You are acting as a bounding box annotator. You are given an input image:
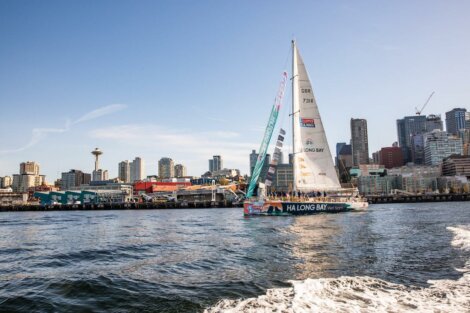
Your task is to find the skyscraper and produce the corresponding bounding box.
[158,157,175,179]
[249,150,258,176]
[426,114,443,132]
[130,157,145,182]
[424,130,463,165]
[396,115,427,163]
[61,169,91,190]
[174,164,187,178]
[118,160,131,183]
[12,161,46,192]
[445,108,467,135]
[209,155,223,172]
[335,142,346,167]
[20,161,40,175]
[350,118,369,166]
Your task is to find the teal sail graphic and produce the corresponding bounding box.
[246,72,288,198]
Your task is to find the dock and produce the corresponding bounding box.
[0,201,243,212]
[367,193,470,204]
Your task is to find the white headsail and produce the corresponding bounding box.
[292,41,341,191]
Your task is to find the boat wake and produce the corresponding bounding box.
[205,226,470,312]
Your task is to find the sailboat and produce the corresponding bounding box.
[244,41,368,216]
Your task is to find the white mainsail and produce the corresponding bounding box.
[292,41,341,191]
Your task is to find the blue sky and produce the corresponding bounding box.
[1,1,469,180]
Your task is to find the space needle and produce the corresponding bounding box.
[91,148,103,172]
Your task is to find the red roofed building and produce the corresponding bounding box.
[133,181,191,195]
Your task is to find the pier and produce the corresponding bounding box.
[0,201,243,212]
[367,193,470,204]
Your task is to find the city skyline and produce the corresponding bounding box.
[1,1,469,179]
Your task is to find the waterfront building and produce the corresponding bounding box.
[441,155,470,178]
[378,146,404,169]
[0,176,12,188]
[445,108,467,136]
[0,192,28,206]
[209,155,223,172]
[118,160,131,183]
[398,175,438,194]
[424,130,463,165]
[130,157,145,182]
[437,176,469,193]
[159,157,175,179]
[61,170,91,190]
[350,118,369,166]
[357,175,399,195]
[174,164,187,178]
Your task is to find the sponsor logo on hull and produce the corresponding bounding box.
[244,201,351,216]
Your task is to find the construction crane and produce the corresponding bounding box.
[415,91,435,115]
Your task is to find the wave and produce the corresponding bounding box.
[205,226,470,313]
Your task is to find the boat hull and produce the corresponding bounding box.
[244,200,366,216]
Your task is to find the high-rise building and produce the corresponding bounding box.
[396,115,427,163]
[12,162,45,192]
[424,130,463,165]
[20,161,40,175]
[249,150,258,176]
[61,170,91,190]
[209,155,223,172]
[445,108,467,135]
[426,114,443,132]
[335,142,347,167]
[459,129,470,156]
[159,157,175,179]
[130,157,145,182]
[350,118,369,166]
[174,164,187,178]
[378,146,404,169]
[92,170,108,182]
[0,176,12,188]
[118,160,131,183]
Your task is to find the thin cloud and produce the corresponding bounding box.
[0,104,127,155]
[0,125,70,154]
[72,104,127,124]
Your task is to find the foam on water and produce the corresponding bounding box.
[206,225,470,313]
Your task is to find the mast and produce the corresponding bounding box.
[291,40,297,192]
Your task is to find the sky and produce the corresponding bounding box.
[1,0,469,180]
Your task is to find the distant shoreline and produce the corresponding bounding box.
[367,193,470,204]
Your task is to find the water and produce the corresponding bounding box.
[0,203,469,312]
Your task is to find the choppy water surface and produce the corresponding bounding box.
[0,203,469,312]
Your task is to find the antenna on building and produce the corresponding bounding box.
[415,92,435,115]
